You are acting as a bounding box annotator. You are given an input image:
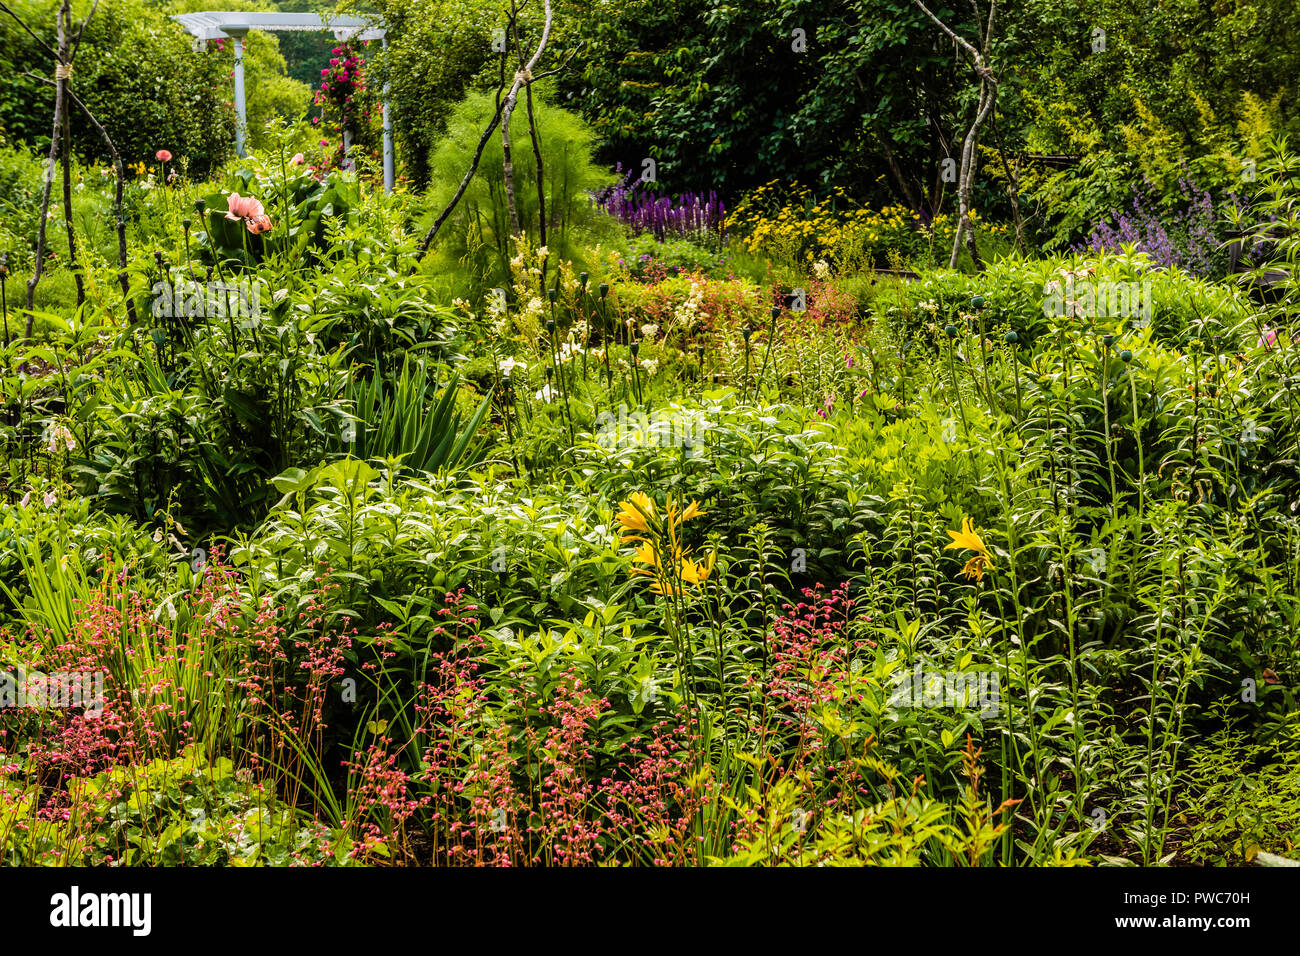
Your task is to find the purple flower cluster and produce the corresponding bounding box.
[1078,177,1231,277]
[595,168,726,242]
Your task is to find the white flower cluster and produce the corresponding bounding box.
[673,280,708,328]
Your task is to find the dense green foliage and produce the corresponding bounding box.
[0,0,1297,871]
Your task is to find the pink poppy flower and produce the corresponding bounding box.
[225,193,273,234]
[290,153,305,165]
[1259,327,1278,349]
[155,149,172,162]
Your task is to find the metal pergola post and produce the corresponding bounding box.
[225,23,249,157]
[171,11,392,192]
[381,36,394,194]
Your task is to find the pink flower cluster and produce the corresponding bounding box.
[316,44,365,111]
[410,594,705,866]
[225,192,273,235]
[751,583,873,762]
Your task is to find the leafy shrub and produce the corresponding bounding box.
[1178,720,1300,865]
[420,88,620,300]
[196,164,364,268]
[0,0,231,174]
[618,233,727,281]
[0,746,350,866]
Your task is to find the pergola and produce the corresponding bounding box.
[171,12,393,192]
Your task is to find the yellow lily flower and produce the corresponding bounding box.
[679,500,704,523]
[945,517,994,581]
[630,540,660,569]
[616,492,657,536]
[648,576,684,597]
[679,551,716,585]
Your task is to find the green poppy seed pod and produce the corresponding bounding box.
[598,283,609,299]
[194,199,206,215]
[970,294,985,310]
[945,324,958,339]
[546,319,556,333]
[578,272,589,288]
[743,328,752,342]
[771,306,781,320]
[1120,349,1133,363]
[697,345,705,358]
[182,218,192,231]
[547,287,558,303]
[1004,330,1018,344]
[630,341,640,357]
[546,365,553,380]
[1102,334,1115,348]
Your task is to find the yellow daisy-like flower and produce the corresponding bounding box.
[945,517,994,581]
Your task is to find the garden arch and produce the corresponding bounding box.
[171,12,393,192]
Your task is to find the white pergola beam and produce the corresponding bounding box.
[172,12,385,43]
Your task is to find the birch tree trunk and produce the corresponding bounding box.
[501,0,552,240]
[913,0,999,271]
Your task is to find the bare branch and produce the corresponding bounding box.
[27,72,133,320]
[0,0,57,59]
[415,88,511,258]
[70,0,100,63]
[914,0,982,67]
